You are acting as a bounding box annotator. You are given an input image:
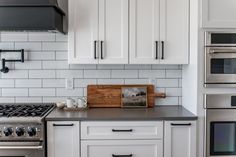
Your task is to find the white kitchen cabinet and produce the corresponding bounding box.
[47,121,80,157]
[164,121,196,157]
[130,0,189,64]
[202,0,236,28]
[81,140,163,157]
[68,0,128,64]
[81,121,163,140]
[129,0,160,64]
[159,0,189,64]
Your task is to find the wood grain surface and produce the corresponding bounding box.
[87,85,166,108]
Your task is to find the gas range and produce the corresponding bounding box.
[0,103,54,140]
[0,103,55,157]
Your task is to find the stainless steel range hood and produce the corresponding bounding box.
[0,0,68,34]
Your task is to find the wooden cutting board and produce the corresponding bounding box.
[87,85,166,108]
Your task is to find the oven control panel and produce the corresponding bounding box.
[0,124,43,140]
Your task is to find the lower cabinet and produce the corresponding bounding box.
[164,121,196,157]
[81,140,163,157]
[47,121,80,157]
[47,120,196,157]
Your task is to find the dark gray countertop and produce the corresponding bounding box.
[45,106,197,121]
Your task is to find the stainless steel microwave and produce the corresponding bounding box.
[205,32,236,87]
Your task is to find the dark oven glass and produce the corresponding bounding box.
[211,59,236,74]
[210,122,236,155]
[211,33,236,44]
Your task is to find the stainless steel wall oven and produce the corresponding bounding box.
[205,32,236,87]
[205,94,236,157]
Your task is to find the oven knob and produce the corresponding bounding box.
[27,127,37,137]
[3,127,13,136]
[15,127,25,137]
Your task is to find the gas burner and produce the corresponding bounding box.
[0,104,55,118]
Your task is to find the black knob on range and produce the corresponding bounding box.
[27,127,37,137]
[4,127,13,136]
[15,127,25,137]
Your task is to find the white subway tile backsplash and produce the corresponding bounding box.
[74,79,97,87]
[56,88,83,97]
[166,88,182,97]
[84,70,111,78]
[28,33,55,41]
[1,33,28,41]
[15,61,42,70]
[15,97,42,103]
[97,79,124,84]
[28,52,55,61]
[42,42,67,51]
[15,79,42,88]
[139,70,165,78]
[125,65,152,70]
[29,70,55,78]
[0,32,183,106]
[56,51,68,60]
[29,89,55,96]
[56,70,83,78]
[43,61,69,69]
[0,79,14,87]
[97,65,124,70]
[156,97,179,105]
[0,42,14,49]
[69,64,97,70]
[0,97,15,103]
[111,70,138,78]
[15,42,42,51]
[124,79,148,84]
[56,34,68,42]
[43,79,65,88]
[1,70,28,79]
[2,89,28,97]
[156,79,179,88]
[166,70,182,78]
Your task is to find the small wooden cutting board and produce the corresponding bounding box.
[87,85,166,108]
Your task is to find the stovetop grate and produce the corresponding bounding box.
[0,104,55,118]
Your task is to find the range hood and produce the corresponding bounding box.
[0,0,68,33]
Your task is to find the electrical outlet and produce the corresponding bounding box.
[149,78,156,87]
[66,78,74,90]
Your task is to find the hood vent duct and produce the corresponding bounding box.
[0,0,68,34]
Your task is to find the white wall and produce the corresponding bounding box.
[0,32,183,105]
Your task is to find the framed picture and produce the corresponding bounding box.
[121,86,148,108]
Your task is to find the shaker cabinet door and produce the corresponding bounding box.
[98,0,129,64]
[47,121,80,157]
[130,0,160,64]
[164,121,196,157]
[159,0,189,64]
[202,0,236,28]
[68,0,99,64]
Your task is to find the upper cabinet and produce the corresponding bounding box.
[68,0,129,64]
[202,0,236,28]
[130,0,189,64]
[69,0,189,65]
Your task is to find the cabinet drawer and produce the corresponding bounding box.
[81,140,163,157]
[81,121,163,140]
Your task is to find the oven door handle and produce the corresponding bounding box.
[0,145,43,150]
[209,49,236,54]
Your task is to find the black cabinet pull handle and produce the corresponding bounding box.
[112,129,133,132]
[171,123,192,126]
[101,41,104,60]
[94,41,98,59]
[161,41,164,60]
[53,124,74,127]
[155,41,158,59]
[112,154,133,157]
